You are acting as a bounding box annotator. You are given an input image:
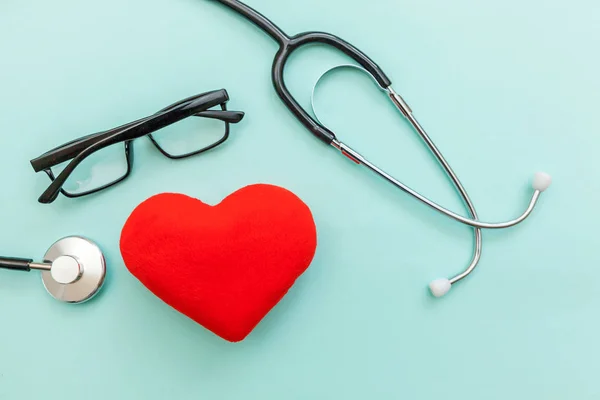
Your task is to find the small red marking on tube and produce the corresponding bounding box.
[342,150,360,164]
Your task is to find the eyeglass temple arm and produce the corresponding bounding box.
[196,110,245,123]
[30,109,242,172]
[156,93,242,122]
[38,90,229,203]
[331,87,552,230]
[31,109,243,172]
[30,118,147,172]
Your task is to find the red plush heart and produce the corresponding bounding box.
[120,184,317,342]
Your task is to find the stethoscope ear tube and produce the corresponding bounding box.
[311,64,551,297]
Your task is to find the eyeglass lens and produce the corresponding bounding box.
[149,106,227,157]
[50,142,129,195]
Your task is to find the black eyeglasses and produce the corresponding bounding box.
[30,89,244,204]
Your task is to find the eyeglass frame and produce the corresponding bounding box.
[30,88,244,204]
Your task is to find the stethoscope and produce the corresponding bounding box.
[0,236,106,303]
[212,0,552,297]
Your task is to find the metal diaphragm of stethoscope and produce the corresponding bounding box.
[212,0,553,297]
[0,236,106,304]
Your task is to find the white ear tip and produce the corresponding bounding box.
[429,278,451,297]
[532,172,552,192]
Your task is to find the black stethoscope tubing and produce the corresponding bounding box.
[215,0,391,145]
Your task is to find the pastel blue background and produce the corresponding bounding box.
[0,0,599,398]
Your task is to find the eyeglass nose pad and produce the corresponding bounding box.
[310,64,387,132]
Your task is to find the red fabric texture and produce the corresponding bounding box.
[119,184,317,342]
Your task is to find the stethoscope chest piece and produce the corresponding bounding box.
[41,236,106,304]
